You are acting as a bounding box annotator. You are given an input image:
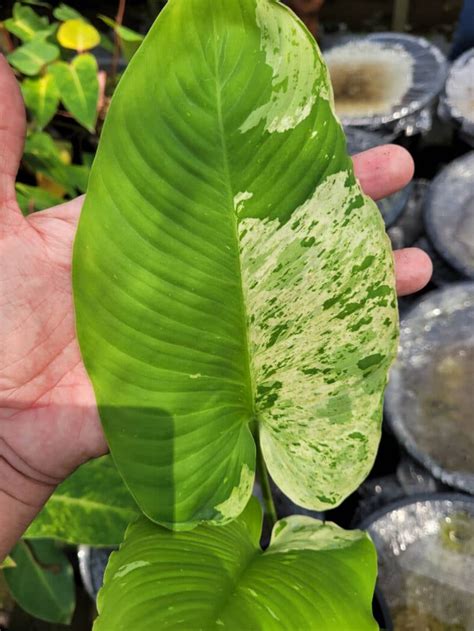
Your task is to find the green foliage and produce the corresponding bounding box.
[25,456,140,546]
[23,131,88,196]
[94,499,378,630]
[2,1,145,215]
[3,540,75,625]
[16,182,62,213]
[3,1,398,627]
[49,53,99,131]
[73,0,398,530]
[21,72,59,129]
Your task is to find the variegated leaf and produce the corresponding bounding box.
[73,0,398,529]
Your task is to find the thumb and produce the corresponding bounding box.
[0,54,26,213]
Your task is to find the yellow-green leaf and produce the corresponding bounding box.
[49,53,99,130]
[21,72,59,129]
[57,18,100,51]
[25,457,139,546]
[22,131,88,197]
[3,2,50,42]
[0,556,16,570]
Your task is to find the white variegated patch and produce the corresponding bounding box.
[114,560,151,580]
[214,463,254,520]
[233,191,254,214]
[239,0,327,134]
[269,515,369,553]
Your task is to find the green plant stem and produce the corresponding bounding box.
[255,429,277,527]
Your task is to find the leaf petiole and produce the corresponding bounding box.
[255,426,278,528]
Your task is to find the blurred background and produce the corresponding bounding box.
[0,1,473,630]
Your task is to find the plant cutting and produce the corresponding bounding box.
[1,0,402,627]
[74,0,398,531]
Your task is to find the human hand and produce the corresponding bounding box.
[0,56,107,554]
[0,55,431,552]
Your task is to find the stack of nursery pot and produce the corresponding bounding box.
[362,284,474,629]
[439,48,474,147]
[13,0,399,628]
[324,33,447,140]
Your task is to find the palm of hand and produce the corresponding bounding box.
[0,197,106,501]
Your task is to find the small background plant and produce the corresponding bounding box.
[0,1,144,218]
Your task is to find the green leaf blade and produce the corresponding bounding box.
[25,456,140,546]
[94,502,378,630]
[21,72,59,129]
[73,0,398,529]
[7,38,59,76]
[49,53,98,131]
[4,540,75,625]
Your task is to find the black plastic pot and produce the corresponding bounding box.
[360,493,474,631]
[385,282,474,495]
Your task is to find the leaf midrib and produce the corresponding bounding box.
[204,526,260,626]
[38,75,48,120]
[69,61,88,113]
[211,14,256,422]
[15,18,35,38]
